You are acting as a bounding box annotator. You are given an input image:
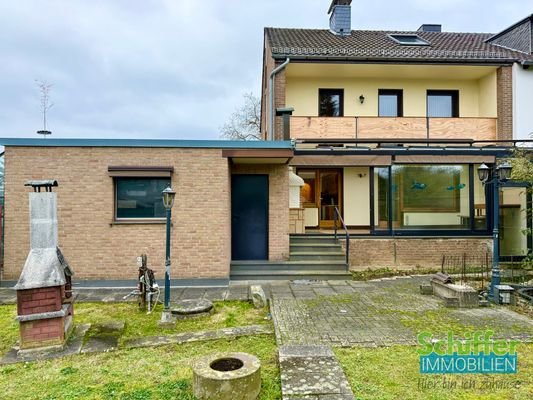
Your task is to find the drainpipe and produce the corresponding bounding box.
[268,58,290,140]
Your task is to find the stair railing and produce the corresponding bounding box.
[333,207,350,267]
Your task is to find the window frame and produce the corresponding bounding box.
[318,88,344,117]
[378,89,404,117]
[388,34,430,46]
[108,166,173,223]
[427,90,459,118]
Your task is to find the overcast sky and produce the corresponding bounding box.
[0,0,531,140]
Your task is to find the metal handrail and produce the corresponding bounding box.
[333,206,350,267]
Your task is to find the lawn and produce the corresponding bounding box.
[336,343,533,400]
[0,302,280,400]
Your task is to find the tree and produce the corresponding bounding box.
[35,79,54,136]
[220,92,261,140]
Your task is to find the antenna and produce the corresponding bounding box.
[35,80,53,138]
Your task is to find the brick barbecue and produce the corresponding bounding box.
[14,180,74,351]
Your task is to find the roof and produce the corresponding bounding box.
[0,138,293,149]
[265,28,533,63]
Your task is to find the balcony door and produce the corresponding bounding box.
[298,169,342,228]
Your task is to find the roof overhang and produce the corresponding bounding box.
[223,149,293,164]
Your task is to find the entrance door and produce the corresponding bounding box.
[231,175,268,260]
[297,169,342,228]
[319,170,341,228]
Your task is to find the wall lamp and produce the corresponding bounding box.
[359,95,365,104]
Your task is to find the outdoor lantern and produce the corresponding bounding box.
[359,94,365,104]
[477,163,490,182]
[162,185,176,210]
[497,161,513,181]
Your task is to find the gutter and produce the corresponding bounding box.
[268,58,290,141]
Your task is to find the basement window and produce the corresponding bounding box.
[388,34,430,46]
[108,166,173,220]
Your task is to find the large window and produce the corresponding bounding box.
[115,178,170,219]
[378,89,403,117]
[319,89,344,117]
[427,90,459,117]
[375,165,471,230]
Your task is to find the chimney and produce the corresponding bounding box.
[328,0,352,36]
[418,24,442,33]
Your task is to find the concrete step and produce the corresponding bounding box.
[289,236,339,245]
[289,252,346,261]
[230,269,352,281]
[231,260,348,272]
[290,243,344,253]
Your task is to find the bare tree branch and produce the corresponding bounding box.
[220,92,261,140]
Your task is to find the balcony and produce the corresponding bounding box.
[288,116,497,142]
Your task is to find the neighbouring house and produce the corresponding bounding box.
[1,2,533,285]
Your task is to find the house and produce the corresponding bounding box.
[260,1,533,271]
[1,2,533,285]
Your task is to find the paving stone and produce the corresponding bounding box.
[123,324,273,349]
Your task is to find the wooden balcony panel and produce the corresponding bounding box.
[357,117,427,139]
[290,117,356,139]
[429,118,497,141]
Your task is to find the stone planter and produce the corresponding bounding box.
[192,352,261,400]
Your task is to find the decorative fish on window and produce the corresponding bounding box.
[411,181,427,190]
[446,183,466,191]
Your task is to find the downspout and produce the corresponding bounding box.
[268,58,290,140]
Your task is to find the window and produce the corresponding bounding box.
[115,178,170,219]
[378,89,403,117]
[427,90,459,117]
[375,165,471,230]
[319,89,344,117]
[108,166,173,220]
[388,34,430,46]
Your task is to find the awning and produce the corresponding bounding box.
[394,155,496,164]
[108,166,174,177]
[290,155,392,167]
[222,149,293,164]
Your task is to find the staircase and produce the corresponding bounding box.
[230,234,351,281]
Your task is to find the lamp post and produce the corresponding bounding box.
[477,161,512,303]
[161,184,176,320]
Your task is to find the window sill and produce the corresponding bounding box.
[110,219,169,226]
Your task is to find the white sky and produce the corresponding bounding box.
[0,0,531,140]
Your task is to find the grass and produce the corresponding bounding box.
[336,344,533,400]
[73,301,269,343]
[0,302,279,400]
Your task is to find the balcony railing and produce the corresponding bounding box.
[288,116,497,141]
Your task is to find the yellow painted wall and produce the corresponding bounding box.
[478,71,497,117]
[343,167,370,226]
[286,75,496,118]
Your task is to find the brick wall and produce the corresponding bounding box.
[261,33,288,141]
[497,66,513,141]
[289,208,305,234]
[342,237,492,270]
[17,287,62,315]
[4,147,232,281]
[231,164,290,261]
[20,317,65,349]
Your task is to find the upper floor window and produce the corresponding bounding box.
[319,89,344,117]
[427,90,459,117]
[388,34,430,46]
[378,89,403,117]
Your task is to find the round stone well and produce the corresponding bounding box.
[192,352,261,400]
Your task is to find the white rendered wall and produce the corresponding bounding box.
[513,63,533,140]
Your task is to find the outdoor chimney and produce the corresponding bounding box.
[418,24,442,32]
[14,180,74,352]
[328,0,352,36]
